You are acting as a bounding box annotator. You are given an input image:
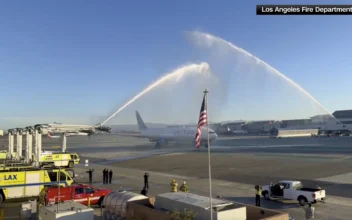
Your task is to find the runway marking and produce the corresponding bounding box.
[157,153,186,156]
[90,150,186,164]
[337,156,352,161]
[315,172,352,184]
[205,144,323,150]
[147,172,193,180]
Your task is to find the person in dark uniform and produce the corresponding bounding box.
[141,187,148,196]
[103,169,107,184]
[109,169,113,184]
[104,169,109,184]
[144,172,149,189]
[86,169,94,184]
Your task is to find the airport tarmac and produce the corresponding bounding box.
[40,134,352,198]
[1,134,352,219]
[44,134,352,219]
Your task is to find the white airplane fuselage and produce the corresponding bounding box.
[140,126,216,142]
[135,111,217,147]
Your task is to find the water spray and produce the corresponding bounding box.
[189,31,340,123]
[101,62,210,126]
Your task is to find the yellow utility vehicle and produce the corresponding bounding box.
[0,168,74,203]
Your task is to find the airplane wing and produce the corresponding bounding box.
[116,132,147,138]
[47,132,61,139]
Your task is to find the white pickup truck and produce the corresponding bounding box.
[261,180,326,206]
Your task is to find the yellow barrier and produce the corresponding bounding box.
[87,197,91,207]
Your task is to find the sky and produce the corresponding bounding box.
[1,0,352,129]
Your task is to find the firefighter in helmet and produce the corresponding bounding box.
[180,181,188,193]
[170,179,178,192]
[39,186,49,205]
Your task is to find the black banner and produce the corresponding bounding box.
[257,5,352,15]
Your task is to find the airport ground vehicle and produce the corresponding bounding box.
[0,151,6,160]
[0,168,74,203]
[0,152,80,169]
[0,164,34,171]
[0,151,16,160]
[261,180,326,206]
[45,184,111,207]
[70,152,80,164]
[38,152,79,168]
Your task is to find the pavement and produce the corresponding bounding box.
[1,134,352,219]
[73,161,352,220]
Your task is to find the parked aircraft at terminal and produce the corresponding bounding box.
[135,111,217,148]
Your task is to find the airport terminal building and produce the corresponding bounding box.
[210,109,352,135]
[333,110,352,125]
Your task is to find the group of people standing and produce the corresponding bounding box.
[140,173,189,195]
[103,168,113,184]
[85,168,112,185]
[170,179,188,192]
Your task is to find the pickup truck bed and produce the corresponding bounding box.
[299,187,322,192]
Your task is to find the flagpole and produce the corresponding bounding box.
[204,89,213,220]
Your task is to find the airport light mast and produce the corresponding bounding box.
[25,126,35,162]
[15,128,25,159]
[7,129,16,158]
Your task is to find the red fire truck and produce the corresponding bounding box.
[45,184,111,207]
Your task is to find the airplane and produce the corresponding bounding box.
[135,111,218,148]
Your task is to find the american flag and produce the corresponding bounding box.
[195,93,207,148]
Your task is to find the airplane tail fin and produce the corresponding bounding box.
[135,111,147,131]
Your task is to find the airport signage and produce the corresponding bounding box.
[257,5,352,15]
[4,175,17,180]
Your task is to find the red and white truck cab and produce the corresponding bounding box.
[46,184,111,207]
